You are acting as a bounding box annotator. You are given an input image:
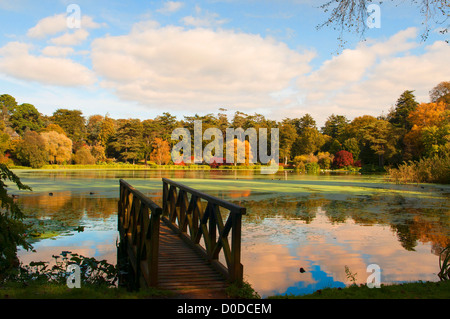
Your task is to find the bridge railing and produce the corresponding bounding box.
[162,178,246,284]
[117,179,161,288]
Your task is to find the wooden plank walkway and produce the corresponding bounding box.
[117,178,245,298]
[158,221,229,298]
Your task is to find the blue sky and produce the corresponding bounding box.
[0,0,448,126]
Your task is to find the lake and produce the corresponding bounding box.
[12,169,450,298]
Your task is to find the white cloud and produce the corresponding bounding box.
[41,46,74,57]
[27,14,67,39]
[0,42,96,87]
[27,13,104,45]
[157,1,184,14]
[50,29,90,46]
[91,22,315,113]
[181,6,229,28]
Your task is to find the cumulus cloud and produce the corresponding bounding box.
[41,45,75,57]
[0,42,96,86]
[157,1,184,14]
[91,21,315,112]
[27,13,104,45]
[50,29,90,46]
[27,14,67,39]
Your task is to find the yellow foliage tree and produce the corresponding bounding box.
[40,131,73,164]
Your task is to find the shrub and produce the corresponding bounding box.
[388,154,450,184]
[333,150,354,168]
[305,162,320,173]
[317,152,333,169]
[73,146,96,165]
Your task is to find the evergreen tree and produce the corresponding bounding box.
[388,90,419,130]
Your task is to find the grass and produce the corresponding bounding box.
[2,280,449,299]
[268,281,450,299]
[0,281,175,299]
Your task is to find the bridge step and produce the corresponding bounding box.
[157,222,229,298]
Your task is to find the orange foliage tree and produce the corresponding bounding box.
[150,138,171,165]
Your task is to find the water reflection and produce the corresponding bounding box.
[13,169,450,298]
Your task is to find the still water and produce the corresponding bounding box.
[12,169,450,298]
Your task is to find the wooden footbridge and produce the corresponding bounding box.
[117,178,246,298]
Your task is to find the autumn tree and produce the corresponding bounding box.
[73,145,96,165]
[226,138,254,165]
[333,150,354,168]
[429,81,450,105]
[16,131,47,168]
[403,101,448,159]
[41,123,67,136]
[40,131,73,164]
[150,138,171,165]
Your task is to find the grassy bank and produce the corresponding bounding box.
[2,280,449,299]
[269,281,450,299]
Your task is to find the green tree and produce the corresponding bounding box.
[108,119,143,164]
[321,114,349,141]
[9,103,44,136]
[0,164,32,274]
[154,112,178,141]
[99,115,116,148]
[291,127,325,157]
[0,120,11,164]
[16,131,47,168]
[361,119,400,167]
[342,137,361,160]
[0,94,17,124]
[387,90,419,130]
[86,115,104,146]
[421,124,450,157]
[279,119,298,164]
[291,114,317,135]
[51,109,86,146]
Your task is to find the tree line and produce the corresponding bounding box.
[0,81,449,174]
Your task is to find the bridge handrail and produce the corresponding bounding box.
[162,178,246,284]
[118,179,161,288]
